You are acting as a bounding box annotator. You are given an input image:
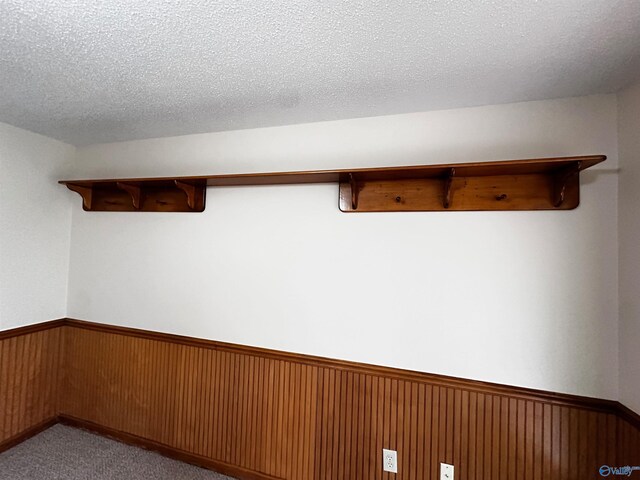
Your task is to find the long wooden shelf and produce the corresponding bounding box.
[59,155,606,212]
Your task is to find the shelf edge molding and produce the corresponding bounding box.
[60,155,606,213]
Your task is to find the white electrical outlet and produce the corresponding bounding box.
[383,449,397,473]
[440,463,454,480]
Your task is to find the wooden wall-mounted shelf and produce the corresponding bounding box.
[59,155,606,213]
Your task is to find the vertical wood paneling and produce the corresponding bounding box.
[61,323,639,480]
[2,321,639,480]
[618,417,640,466]
[0,325,63,447]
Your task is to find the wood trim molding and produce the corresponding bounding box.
[0,417,58,454]
[618,402,640,431]
[0,318,66,340]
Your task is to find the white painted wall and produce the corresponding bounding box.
[0,123,74,330]
[67,95,619,400]
[618,82,640,413]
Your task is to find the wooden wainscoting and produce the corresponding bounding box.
[58,320,639,480]
[0,319,638,479]
[618,406,640,468]
[0,321,65,451]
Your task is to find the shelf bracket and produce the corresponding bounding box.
[66,183,93,210]
[349,174,359,210]
[175,180,199,210]
[553,161,582,208]
[116,182,142,210]
[443,167,455,209]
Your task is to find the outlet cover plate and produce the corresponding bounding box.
[440,462,454,480]
[383,449,398,473]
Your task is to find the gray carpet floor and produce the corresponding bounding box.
[0,425,236,479]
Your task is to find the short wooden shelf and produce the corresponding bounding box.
[59,155,605,213]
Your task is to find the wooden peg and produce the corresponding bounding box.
[349,174,359,210]
[553,161,582,207]
[66,183,93,210]
[443,167,455,209]
[116,182,142,209]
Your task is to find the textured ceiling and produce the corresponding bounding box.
[1,1,640,146]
